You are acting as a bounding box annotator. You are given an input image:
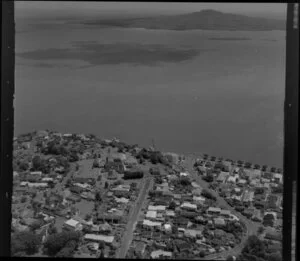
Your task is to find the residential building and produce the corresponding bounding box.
[63,219,83,231]
[207,207,221,215]
[214,218,226,228]
[180,202,197,211]
[84,234,115,245]
[150,250,172,259]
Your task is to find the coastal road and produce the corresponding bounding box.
[117,176,153,258]
[182,155,260,259]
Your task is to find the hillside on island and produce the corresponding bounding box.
[83,9,286,31]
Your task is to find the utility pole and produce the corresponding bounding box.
[152,138,156,151]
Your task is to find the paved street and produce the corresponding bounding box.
[182,156,259,259]
[117,176,153,258]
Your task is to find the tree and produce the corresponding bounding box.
[44,231,80,256]
[171,225,178,234]
[65,179,72,188]
[95,191,102,202]
[11,231,41,256]
[48,226,58,235]
[239,235,266,261]
[263,214,275,227]
[93,158,100,168]
[201,189,216,201]
[199,251,206,257]
[203,174,214,182]
[258,226,265,235]
[19,161,29,171]
[169,201,177,210]
[85,214,92,221]
[29,219,44,231]
[104,182,109,189]
[180,177,191,186]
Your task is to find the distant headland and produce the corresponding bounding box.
[81,9,286,31]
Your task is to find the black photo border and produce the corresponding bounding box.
[0,1,298,260]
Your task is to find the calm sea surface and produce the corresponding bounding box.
[15,19,285,167]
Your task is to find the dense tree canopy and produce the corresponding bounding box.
[44,231,81,256]
[11,231,41,256]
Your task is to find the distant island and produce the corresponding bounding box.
[82,9,286,31]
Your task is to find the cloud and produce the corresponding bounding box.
[16,42,201,67]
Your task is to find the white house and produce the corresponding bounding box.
[30,171,42,176]
[151,250,172,259]
[28,182,48,188]
[181,202,197,211]
[193,196,206,205]
[207,207,221,215]
[84,234,114,244]
[64,219,83,231]
[146,211,157,219]
[143,219,162,229]
[148,205,166,212]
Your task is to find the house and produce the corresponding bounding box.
[207,207,221,215]
[164,223,172,233]
[193,196,206,205]
[175,240,190,252]
[66,194,81,203]
[216,172,229,183]
[165,210,175,217]
[273,173,283,184]
[84,234,115,244]
[220,209,231,218]
[214,218,226,228]
[150,250,172,259]
[251,209,263,222]
[112,184,130,192]
[192,188,203,196]
[28,182,48,188]
[70,186,84,195]
[135,241,147,256]
[237,179,247,186]
[41,177,54,182]
[227,176,237,183]
[63,219,83,231]
[54,166,65,174]
[148,205,166,212]
[74,183,91,190]
[146,211,157,219]
[29,171,42,176]
[115,197,129,204]
[142,219,162,230]
[242,191,255,204]
[180,172,189,177]
[26,174,41,183]
[231,195,242,203]
[264,232,282,242]
[180,202,197,211]
[184,229,202,238]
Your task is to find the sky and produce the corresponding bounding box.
[16,1,287,20]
